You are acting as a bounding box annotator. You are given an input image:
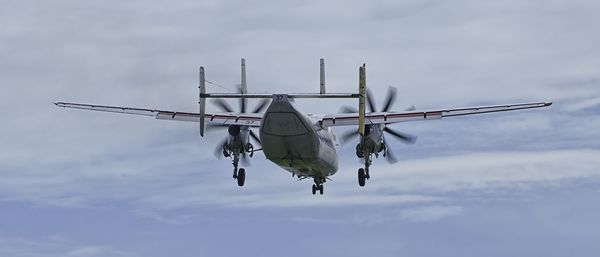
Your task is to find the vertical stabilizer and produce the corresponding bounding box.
[199,66,206,137]
[358,64,366,136]
[320,58,326,94]
[241,58,247,94]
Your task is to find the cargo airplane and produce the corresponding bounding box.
[55,59,552,195]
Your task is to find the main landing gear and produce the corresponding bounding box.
[358,168,366,187]
[357,153,372,187]
[234,168,245,186]
[232,154,246,187]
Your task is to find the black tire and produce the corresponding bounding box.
[319,185,324,195]
[312,184,317,195]
[237,168,246,187]
[358,168,366,187]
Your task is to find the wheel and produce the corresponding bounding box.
[237,168,245,187]
[223,148,230,158]
[358,168,366,187]
[312,184,317,195]
[319,185,324,195]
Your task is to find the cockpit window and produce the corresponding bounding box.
[263,112,308,136]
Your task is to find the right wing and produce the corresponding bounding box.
[54,102,262,127]
[319,102,552,126]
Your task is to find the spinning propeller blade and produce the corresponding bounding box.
[341,130,360,144]
[383,127,417,144]
[212,98,234,112]
[252,99,270,113]
[339,106,358,114]
[249,130,261,145]
[384,142,398,164]
[381,87,397,112]
[366,88,377,113]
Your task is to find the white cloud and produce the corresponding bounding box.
[135,149,600,209]
[399,205,463,222]
[374,149,600,194]
[0,237,135,257]
[66,246,132,257]
[563,97,600,111]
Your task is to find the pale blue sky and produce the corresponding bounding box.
[1,0,600,256]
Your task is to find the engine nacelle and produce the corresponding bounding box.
[228,125,241,136]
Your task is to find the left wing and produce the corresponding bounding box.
[319,102,552,127]
[54,102,262,126]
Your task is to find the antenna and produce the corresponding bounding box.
[320,58,326,94]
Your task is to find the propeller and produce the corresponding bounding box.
[384,127,417,144]
[209,85,270,159]
[384,143,398,164]
[339,86,417,163]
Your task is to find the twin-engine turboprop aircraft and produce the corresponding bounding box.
[55,59,552,195]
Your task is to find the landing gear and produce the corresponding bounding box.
[311,184,324,195]
[231,154,246,187]
[358,168,366,187]
[245,143,254,157]
[237,168,245,187]
[311,177,325,195]
[357,152,372,187]
[355,144,364,158]
[222,145,230,158]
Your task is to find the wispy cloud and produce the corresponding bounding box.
[399,205,463,222]
[0,237,136,257]
[130,149,600,209]
[563,97,600,112]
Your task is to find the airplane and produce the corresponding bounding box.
[55,59,552,195]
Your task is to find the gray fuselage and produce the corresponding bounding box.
[259,96,338,179]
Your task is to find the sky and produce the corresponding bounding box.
[1,0,600,256]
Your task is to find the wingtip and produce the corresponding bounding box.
[544,102,553,107]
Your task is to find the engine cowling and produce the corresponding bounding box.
[228,125,241,136]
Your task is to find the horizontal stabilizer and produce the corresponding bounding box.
[200,93,358,99]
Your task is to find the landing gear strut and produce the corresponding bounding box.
[358,152,372,187]
[232,154,246,187]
